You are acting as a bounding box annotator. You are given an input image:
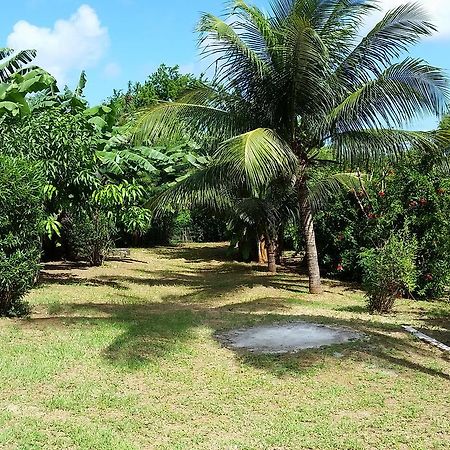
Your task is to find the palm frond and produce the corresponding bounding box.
[307,171,362,212]
[280,12,333,117]
[215,128,298,189]
[150,163,235,216]
[332,128,440,166]
[233,197,280,229]
[198,12,273,90]
[133,85,240,145]
[319,0,379,63]
[330,58,449,131]
[336,2,437,85]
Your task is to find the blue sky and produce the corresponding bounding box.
[1,0,449,130]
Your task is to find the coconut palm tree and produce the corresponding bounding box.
[135,0,449,293]
[152,140,362,274]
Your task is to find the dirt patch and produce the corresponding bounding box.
[217,321,363,354]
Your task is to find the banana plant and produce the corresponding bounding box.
[0,48,36,82]
[0,68,57,117]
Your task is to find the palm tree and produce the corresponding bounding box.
[0,48,37,82]
[135,0,448,293]
[151,139,361,274]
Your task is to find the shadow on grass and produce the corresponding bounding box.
[38,262,311,301]
[25,297,450,380]
[151,243,232,263]
[29,244,449,378]
[415,306,450,346]
[38,272,126,290]
[336,305,368,314]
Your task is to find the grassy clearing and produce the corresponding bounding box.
[0,243,449,450]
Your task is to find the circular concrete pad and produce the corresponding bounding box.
[218,321,363,354]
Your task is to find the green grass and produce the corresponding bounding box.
[0,243,449,450]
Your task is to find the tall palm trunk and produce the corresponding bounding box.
[258,235,268,264]
[264,234,277,273]
[298,182,322,294]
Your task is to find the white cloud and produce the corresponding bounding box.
[7,4,109,84]
[375,1,450,40]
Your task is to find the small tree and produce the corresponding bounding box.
[360,230,418,313]
[64,207,115,266]
[0,156,44,316]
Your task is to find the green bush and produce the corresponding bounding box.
[360,231,418,314]
[314,149,450,299]
[0,156,44,316]
[65,208,115,266]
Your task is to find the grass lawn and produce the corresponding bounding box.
[0,243,449,450]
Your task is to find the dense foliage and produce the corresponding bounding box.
[64,206,115,266]
[360,230,418,313]
[0,105,99,205]
[109,64,203,120]
[314,145,450,300]
[1,1,450,316]
[0,156,44,316]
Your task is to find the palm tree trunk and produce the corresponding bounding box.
[258,235,268,264]
[276,225,284,265]
[298,183,322,294]
[265,234,277,273]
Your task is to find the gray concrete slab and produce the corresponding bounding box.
[218,321,363,354]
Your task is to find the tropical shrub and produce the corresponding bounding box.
[0,67,57,118]
[0,156,44,316]
[314,147,450,299]
[360,230,418,314]
[64,207,115,266]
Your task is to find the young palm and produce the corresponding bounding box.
[136,0,448,293]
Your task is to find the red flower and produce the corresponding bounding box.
[424,273,433,281]
[336,264,344,272]
[419,198,428,206]
[367,213,375,219]
[379,191,386,198]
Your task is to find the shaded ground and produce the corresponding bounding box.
[0,242,449,450]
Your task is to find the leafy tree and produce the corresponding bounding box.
[110,64,203,120]
[0,73,119,262]
[151,138,360,272]
[0,46,56,117]
[136,0,448,292]
[0,105,100,219]
[97,136,213,244]
[314,136,450,300]
[64,206,115,266]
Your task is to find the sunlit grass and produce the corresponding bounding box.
[0,243,448,449]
